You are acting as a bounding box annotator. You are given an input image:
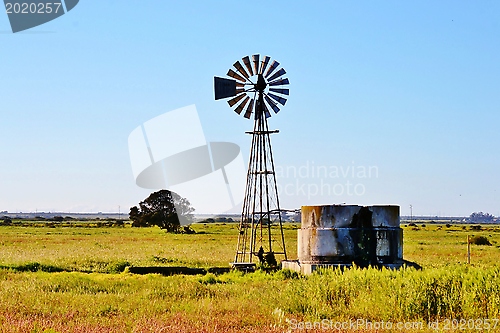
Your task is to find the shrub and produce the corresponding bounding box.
[276,269,300,280]
[3,262,66,272]
[105,260,130,273]
[181,225,196,234]
[198,273,221,285]
[113,220,124,227]
[469,236,491,246]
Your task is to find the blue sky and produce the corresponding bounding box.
[1,1,499,217]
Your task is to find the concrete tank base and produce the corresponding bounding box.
[282,205,404,274]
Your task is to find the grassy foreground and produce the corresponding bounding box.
[1,223,500,332]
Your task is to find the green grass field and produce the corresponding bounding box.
[1,222,500,332]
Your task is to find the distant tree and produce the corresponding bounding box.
[113,220,124,227]
[468,212,495,223]
[129,190,194,232]
[129,206,143,227]
[292,211,301,222]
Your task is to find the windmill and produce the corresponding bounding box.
[214,54,289,267]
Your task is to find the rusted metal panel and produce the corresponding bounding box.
[371,205,400,227]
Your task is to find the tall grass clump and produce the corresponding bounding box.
[275,265,500,322]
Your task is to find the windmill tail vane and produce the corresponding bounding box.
[214,54,289,266]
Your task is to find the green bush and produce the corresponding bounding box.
[276,269,300,280]
[0,262,66,272]
[198,273,222,285]
[470,235,491,246]
[106,260,131,273]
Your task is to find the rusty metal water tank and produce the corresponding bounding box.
[283,205,403,274]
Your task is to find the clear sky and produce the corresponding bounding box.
[1,1,499,217]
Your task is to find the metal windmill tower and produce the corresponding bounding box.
[214,54,289,266]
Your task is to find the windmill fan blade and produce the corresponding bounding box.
[265,60,279,78]
[235,88,245,94]
[243,98,254,119]
[260,56,270,75]
[268,78,289,86]
[234,96,250,115]
[228,93,246,107]
[268,93,287,106]
[265,95,280,113]
[252,54,260,75]
[267,68,286,82]
[227,69,246,82]
[233,61,249,78]
[263,103,271,118]
[242,56,253,76]
[236,82,244,87]
[269,88,289,95]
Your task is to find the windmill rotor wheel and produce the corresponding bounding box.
[214,54,290,119]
